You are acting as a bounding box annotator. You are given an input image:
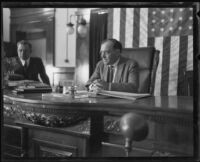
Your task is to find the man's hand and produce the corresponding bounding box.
[89,79,109,91]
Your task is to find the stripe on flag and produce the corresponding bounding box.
[133,8,140,47]
[161,37,170,96]
[154,37,164,96]
[147,37,155,47]
[139,8,148,47]
[113,8,120,40]
[120,8,126,47]
[177,36,188,95]
[125,8,134,48]
[187,35,193,71]
[168,36,180,95]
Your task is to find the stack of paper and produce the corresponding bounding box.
[10,80,52,94]
[12,87,52,94]
[96,90,151,101]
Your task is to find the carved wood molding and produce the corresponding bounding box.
[4,103,88,127]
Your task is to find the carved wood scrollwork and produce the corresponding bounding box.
[4,103,88,127]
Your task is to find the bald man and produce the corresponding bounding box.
[86,38,139,93]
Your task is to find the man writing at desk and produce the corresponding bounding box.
[5,40,50,85]
[86,38,139,93]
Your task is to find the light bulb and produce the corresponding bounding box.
[66,27,74,34]
[66,23,74,34]
[77,25,87,38]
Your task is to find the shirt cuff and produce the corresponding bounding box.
[89,84,93,90]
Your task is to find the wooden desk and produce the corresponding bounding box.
[3,90,193,158]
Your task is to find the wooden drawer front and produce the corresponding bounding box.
[3,125,23,147]
[3,124,27,158]
[29,129,89,157]
[3,144,23,158]
[33,138,78,157]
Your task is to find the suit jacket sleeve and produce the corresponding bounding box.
[85,61,102,88]
[110,60,139,93]
[38,58,50,85]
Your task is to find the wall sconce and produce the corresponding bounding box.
[66,14,87,37]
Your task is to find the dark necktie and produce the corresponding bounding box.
[107,65,114,83]
[23,61,28,74]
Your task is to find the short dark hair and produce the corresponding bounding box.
[17,40,32,51]
[101,38,122,52]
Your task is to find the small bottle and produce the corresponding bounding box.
[57,82,63,93]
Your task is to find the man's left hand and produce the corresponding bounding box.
[90,79,109,91]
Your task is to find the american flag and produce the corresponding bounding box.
[107,8,193,96]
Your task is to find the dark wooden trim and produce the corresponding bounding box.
[33,138,78,157]
[89,113,104,153]
[3,124,28,158]
[2,2,196,8]
[26,31,46,40]
[15,121,90,138]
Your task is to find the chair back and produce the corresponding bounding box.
[122,47,159,94]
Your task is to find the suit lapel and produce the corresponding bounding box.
[114,57,125,82]
[16,57,23,67]
[102,64,109,81]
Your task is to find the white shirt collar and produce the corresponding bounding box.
[20,58,30,66]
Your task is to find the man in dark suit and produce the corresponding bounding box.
[11,40,50,85]
[86,38,139,93]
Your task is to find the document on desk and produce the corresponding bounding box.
[95,90,151,101]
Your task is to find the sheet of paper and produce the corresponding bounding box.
[96,90,151,100]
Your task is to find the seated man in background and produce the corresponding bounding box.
[4,40,50,85]
[85,38,139,93]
